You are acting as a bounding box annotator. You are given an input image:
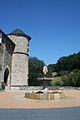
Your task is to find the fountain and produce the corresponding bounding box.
[25,66,65,100]
[37,66,53,89]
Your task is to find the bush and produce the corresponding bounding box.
[61,75,71,86]
[61,69,80,87]
[1,82,5,89]
[54,81,61,86]
[57,70,69,76]
[51,76,62,86]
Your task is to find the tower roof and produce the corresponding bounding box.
[7,28,31,40]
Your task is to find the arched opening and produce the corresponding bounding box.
[4,68,9,85]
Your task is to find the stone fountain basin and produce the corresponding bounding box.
[25,91,65,100]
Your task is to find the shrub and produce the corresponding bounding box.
[51,76,62,86]
[61,69,80,87]
[1,82,5,89]
[54,81,61,86]
[57,70,69,76]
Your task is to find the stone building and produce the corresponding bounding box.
[0,29,31,90]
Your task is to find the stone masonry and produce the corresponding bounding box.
[0,29,31,89]
[0,29,15,88]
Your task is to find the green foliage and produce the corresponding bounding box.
[54,81,61,86]
[47,64,56,77]
[1,82,5,89]
[61,74,72,86]
[61,69,80,87]
[28,57,45,86]
[48,64,56,73]
[54,52,80,72]
[0,64,2,70]
[57,70,69,76]
[29,51,80,87]
[51,69,80,87]
[52,72,57,77]
[48,51,80,87]
[51,76,61,86]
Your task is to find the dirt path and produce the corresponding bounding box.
[0,90,80,109]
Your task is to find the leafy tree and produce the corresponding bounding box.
[51,76,61,86]
[48,51,80,87]
[28,57,45,86]
[61,69,80,87]
[47,64,56,77]
[57,70,69,76]
[53,51,80,72]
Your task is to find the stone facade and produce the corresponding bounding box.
[8,35,29,86]
[0,29,31,89]
[0,30,15,88]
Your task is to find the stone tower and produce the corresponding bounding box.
[7,29,31,88]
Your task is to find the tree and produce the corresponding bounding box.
[54,51,80,72]
[28,57,45,86]
[61,69,80,87]
[47,64,56,77]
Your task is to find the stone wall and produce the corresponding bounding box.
[11,54,28,86]
[8,35,29,86]
[8,35,28,53]
[3,35,15,70]
[0,44,3,83]
[0,34,15,85]
[5,86,80,91]
[0,44,3,65]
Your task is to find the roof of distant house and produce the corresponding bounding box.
[7,28,31,40]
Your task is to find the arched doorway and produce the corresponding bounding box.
[4,68,9,85]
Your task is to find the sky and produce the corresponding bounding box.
[0,0,80,65]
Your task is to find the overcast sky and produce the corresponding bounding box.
[0,0,80,65]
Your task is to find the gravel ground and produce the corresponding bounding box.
[0,90,80,109]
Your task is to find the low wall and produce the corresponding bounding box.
[12,86,80,90]
[5,86,80,92]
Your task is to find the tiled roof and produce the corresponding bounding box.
[9,29,25,34]
[7,28,31,40]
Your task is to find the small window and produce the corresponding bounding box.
[0,32,2,43]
